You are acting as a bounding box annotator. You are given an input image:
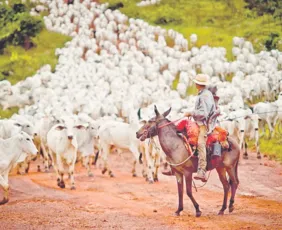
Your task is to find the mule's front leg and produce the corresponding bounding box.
[185,173,201,217]
[175,173,184,216]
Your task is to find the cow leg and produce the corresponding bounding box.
[40,143,49,172]
[129,144,141,178]
[266,118,274,139]
[259,120,266,138]
[144,142,154,183]
[139,144,147,178]
[153,153,160,182]
[0,175,9,205]
[101,144,114,177]
[69,161,76,190]
[243,141,248,159]
[50,151,61,187]
[174,172,184,216]
[216,167,230,215]
[185,172,201,217]
[56,156,65,189]
[254,129,261,159]
[83,156,93,177]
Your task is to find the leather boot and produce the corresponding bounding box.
[194,169,207,182]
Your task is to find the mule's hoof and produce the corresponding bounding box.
[102,168,107,174]
[154,177,159,182]
[0,198,9,205]
[70,186,76,190]
[174,210,181,216]
[257,155,262,159]
[132,173,137,177]
[243,155,248,160]
[218,210,224,215]
[148,179,154,184]
[44,169,49,173]
[229,206,234,213]
[88,172,94,177]
[196,211,202,217]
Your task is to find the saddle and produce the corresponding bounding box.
[175,118,229,157]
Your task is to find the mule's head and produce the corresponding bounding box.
[136,105,171,141]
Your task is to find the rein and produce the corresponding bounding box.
[155,118,194,167]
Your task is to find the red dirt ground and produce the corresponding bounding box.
[0,152,281,230]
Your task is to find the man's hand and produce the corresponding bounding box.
[184,112,192,117]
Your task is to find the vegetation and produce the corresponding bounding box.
[0,1,70,84]
[0,3,43,51]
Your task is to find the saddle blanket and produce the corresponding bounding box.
[175,117,228,148]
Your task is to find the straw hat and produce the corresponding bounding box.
[192,74,210,86]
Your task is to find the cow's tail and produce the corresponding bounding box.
[93,151,99,165]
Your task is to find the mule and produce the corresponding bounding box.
[136,106,240,217]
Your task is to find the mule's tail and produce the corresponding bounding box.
[229,159,239,186]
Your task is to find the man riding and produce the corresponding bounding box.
[162,74,216,182]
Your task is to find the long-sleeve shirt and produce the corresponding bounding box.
[192,88,216,126]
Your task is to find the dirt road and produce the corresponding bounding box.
[0,152,281,230]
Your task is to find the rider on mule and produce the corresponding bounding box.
[163,74,216,182]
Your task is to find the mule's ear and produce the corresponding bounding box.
[154,105,160,116]
[163,107,171,117]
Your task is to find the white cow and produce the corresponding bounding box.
[75,116,98,177]
[47,116,82,190]
[38,115,60,172]
[220,109,261,159]
[253,102,278,138]
[0,132,38,205]
[97,120,142,177]
[140,136,163,183]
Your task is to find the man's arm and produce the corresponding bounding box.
[192,96,210,122]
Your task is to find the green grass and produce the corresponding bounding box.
[247,126,282,162]
[0,29,70,84]
[101,0,282,60]
[0,107,19,119]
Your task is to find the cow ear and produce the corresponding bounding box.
[244,115,251,120]
[137,108,142,120]
[56,125,66,131]
[154,105,160,116]
[163,107,171,117]
[75,125,86,130]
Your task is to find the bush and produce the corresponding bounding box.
[0,4,43,51]
[11,15,43,49]
[264,32,280,51]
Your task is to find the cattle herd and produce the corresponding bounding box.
[0,0,282,204]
